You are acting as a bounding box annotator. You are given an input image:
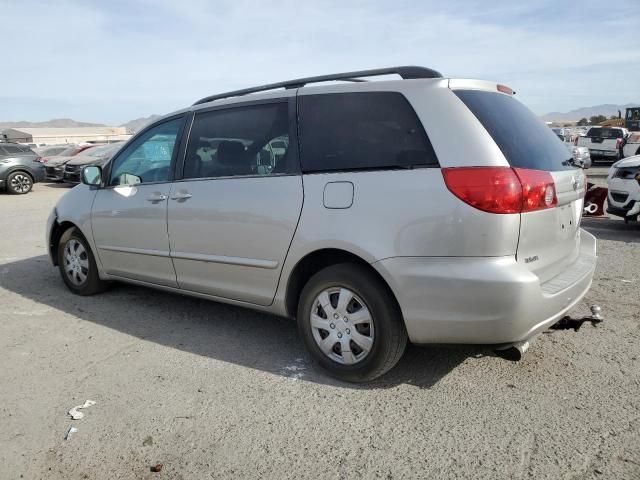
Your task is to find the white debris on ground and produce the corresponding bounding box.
[68,400,96,420]
[281,358,307,381]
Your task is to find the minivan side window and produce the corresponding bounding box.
[298,92,438,173]
[109,118,182,186]
[183,103,291,180]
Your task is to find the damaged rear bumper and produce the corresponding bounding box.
[373,230,597,345]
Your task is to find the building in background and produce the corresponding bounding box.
[0,127,131,145]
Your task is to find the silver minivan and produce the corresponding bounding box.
[47,67,596,382]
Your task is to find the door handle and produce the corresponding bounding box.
[146,193,168,202]
[171,192,193,201]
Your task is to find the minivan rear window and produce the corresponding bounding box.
[299,92,438,173]
[454,90,574,171]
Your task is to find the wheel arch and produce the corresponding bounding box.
[284,248,403,321]
[49,220,86,266]
[7,168,35,180]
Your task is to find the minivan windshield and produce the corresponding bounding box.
[454,90,575,171]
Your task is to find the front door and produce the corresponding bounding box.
[92,117,184,287]
[167,100,303,305]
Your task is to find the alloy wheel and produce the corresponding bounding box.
[10,174,32,193]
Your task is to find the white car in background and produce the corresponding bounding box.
[565,144,591,169]
[576,126,627,161]
[607,155,640,222]
[623,132,640,158]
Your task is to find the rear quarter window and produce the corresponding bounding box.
[298,92,438,173]
[454,90,573,171]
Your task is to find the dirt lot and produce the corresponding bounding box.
[1,182,639,479]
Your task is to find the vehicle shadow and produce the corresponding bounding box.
[582,216,640,244]
[41,182,72,189]
[0,255,484,390]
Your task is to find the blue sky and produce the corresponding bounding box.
[1,0,638,124]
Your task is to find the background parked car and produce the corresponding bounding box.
[606,155,640,221]
[43,144,98,181]
[63,143,123,184]
[565,143,591,169]
[576,126,628,162]
[0,143,45,194]
[622,132,640,158]
[35,145,71,157]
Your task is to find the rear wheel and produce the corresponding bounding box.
[6,171,33,194]
[297,263,407,382]
[57,228,108,295]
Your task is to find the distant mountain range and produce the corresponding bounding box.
[120,115,162,133]
[0,115,162,133]
[0,118,106,129]
[3,104,638,131]
[541,104,639,123]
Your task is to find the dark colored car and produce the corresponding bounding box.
[43,144,97,181]
[63,143,123,184]
[35,145,72,157]
[0,143,45,194]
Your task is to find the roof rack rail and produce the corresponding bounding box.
[193,66,442,106]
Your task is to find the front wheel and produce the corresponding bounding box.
[6,171,33,194]
[57,228,108,295]
[297,263,407,382]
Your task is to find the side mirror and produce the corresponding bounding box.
[81,165,102,186]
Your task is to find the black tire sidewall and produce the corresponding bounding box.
[297,263,406,382]
[57,228,105,295]
[6,171,33,194]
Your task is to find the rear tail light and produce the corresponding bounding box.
[615,138,622,149]
[442,167,558,214]
[514,168,558,212]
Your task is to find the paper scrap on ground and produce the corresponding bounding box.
[68,400,96,420]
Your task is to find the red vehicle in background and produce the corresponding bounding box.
[38,144,94,164]
[41,144,100,182]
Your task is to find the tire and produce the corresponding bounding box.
[6,171,33,194]
[297,263,407,382]
[57,228,108,295]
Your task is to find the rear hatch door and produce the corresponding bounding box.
[453,88,586,283]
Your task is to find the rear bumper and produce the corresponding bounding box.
[373,229,597,345]
[588,149,618,158]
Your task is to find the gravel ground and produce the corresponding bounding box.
[1,183,639,479]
